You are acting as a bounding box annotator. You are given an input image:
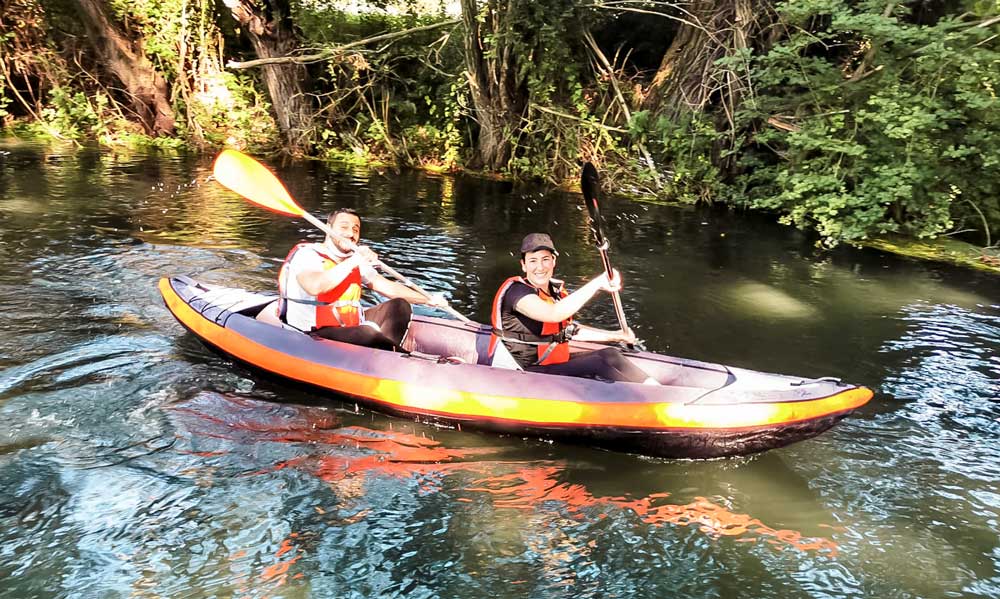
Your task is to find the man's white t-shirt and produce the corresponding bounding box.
[282,243,377,331]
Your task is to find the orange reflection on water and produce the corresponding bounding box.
[173,393,837,557]
[260,534,301,589]
[464,466,839,556]
[282,427,497,498]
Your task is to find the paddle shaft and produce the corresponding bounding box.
[301,211,472,323]
[595,244,630,335]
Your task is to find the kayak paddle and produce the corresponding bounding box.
[212,149,471,323]
[581,162,637,349]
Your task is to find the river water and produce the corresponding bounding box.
[0,143,997,598]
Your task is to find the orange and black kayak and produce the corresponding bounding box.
[159,275,873,459]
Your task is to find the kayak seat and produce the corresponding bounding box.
[252,299,309,332]
[403,317,486,366]
[255,299,283,326]
[487,341,523,370]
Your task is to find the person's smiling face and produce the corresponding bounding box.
[521,249,556,289]
[329,212,361,252]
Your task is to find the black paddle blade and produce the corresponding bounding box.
[581,162,607,248]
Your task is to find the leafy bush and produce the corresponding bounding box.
[42,87,106,139]
[733,0,1000,246]
[640,110,727,205]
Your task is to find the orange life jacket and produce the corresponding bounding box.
[489,276,572,366]
[278,243,364,329]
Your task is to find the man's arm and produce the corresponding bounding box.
[367,271,451,308]
[368,271,435,304]
[296,254,361,296]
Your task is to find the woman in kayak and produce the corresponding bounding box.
[278,208,448,351]
[489,233,659,384]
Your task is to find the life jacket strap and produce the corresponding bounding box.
[281,297,362,308]
[491,327,570,345]
[280,296,363,329]
[535,341,561,366]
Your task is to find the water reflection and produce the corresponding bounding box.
[878,302,1000,482]
[148,392,849,596]
[721,280,820,320]
[174,394,840,538]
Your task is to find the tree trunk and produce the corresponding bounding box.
[72,0,175,136]
[223,0,313,155]
[460,0,530,171]
[642,0,769,118]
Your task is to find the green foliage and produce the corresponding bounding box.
[293,4,468,165]
[41,87,109,140]
[642,111,727,204]
[513,2,589,181]
[405,77,467,169]
[730,0,1000,246]
[6,0,996,253]
[185,69,278,151]
[107,0,183,78]
[0,32,11,120]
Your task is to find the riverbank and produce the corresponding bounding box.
[861,235,1000,275]
[3,136,997,275]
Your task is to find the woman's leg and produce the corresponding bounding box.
[527,347,653,383]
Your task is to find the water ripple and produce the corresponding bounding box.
[0,335,172,399]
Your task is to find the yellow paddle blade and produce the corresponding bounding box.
[212,149,304,217]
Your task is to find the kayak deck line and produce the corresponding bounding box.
[159,276,874,458]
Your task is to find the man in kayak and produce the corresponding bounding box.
[489,233,659,384]
[278,208,449,351]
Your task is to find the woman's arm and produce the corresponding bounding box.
[514,271,620,323]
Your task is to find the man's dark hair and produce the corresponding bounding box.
[327,208,360,225]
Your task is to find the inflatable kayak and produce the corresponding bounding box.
[159,275,872,459]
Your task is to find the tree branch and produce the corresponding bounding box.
[849,2,895,81]
[584,1,710,35]
[583,29,663,187]
[227,19,460,69]
[530,103,628,132]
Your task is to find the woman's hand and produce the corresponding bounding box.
[619,327,637,345]
[597,269,622,293]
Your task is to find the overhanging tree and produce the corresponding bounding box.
[223,0,314,155]
[71,0,176,136]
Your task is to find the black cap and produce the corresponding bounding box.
[519,233,558,255]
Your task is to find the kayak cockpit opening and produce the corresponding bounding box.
[254,299,283,326]
[245,294,687,385]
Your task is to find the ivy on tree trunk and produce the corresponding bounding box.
[71,0,175,136]
[460,0,530,171]
[224,0,314,155]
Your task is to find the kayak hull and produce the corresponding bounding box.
[159,276,873,459]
